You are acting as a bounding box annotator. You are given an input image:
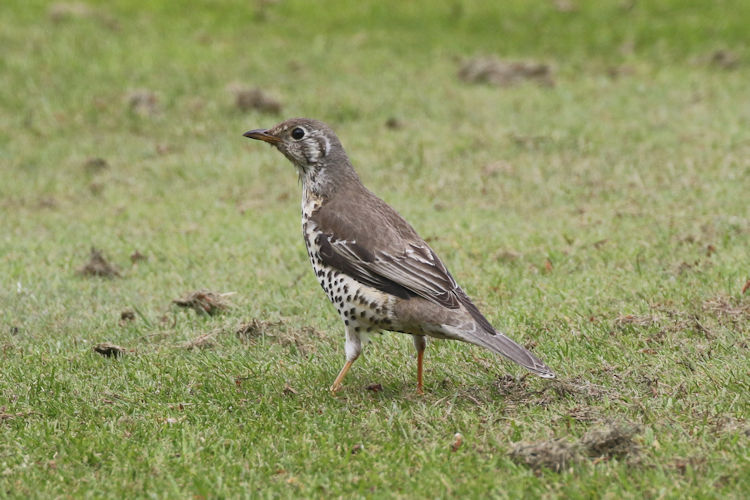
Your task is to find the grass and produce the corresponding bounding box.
[1,0,749,497]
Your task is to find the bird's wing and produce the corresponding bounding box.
[309,190,492,312]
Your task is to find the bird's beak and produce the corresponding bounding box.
[243,128,281,144]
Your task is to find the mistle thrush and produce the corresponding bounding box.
[244,118,555,393]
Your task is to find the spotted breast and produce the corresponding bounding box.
[301,190,396,342]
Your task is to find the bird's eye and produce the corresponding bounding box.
[291,127,305,140]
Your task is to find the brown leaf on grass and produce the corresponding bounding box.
[365,383,383,393]
[581,422,641,459]
[172,290,234,316]
[510,438,577,472]
[230,86,282,114]
[742,279,750,295]
[181,332,217,350]
[93,343,126,357]
[77,248,121,278]
[458,56,554,87]
[283,383,298,396]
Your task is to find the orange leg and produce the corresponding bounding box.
[330,360,354,393]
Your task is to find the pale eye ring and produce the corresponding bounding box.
[291,127,305,140]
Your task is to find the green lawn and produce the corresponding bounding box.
[1,0,749,498]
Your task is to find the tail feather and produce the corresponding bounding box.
[453,292,555,378]
[471,331,555,379]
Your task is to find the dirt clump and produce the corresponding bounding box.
[77,248,121,278]
[231,86,282,114]
[459,57,554,87]
[510,421,641,472]
[236,319,281,341]
[172,290,234,316]
[510,438,577,472]
[83,157,109,174]
[581,422,640,459]
[93,343,126,357]
[119,309,136,325]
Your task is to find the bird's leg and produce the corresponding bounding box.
[330,326,362,393]
[413,335,427,394]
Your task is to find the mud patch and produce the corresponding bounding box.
[172,290,234,316]
[77,248,121,278]
[93,342,126,357]
[459,57,554,87]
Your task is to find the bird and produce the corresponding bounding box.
[243,118,555,393]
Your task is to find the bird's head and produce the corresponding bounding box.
[244,118,358,195]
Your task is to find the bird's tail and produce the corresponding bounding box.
[469,331,555,379]
[452,294,555,378]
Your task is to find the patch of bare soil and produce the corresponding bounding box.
[458,56,554,87]
[77,248,121,278]
[172,290,234,316]
[511,421,641,472]
[93,342,126,357]
[229,85,282,113]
